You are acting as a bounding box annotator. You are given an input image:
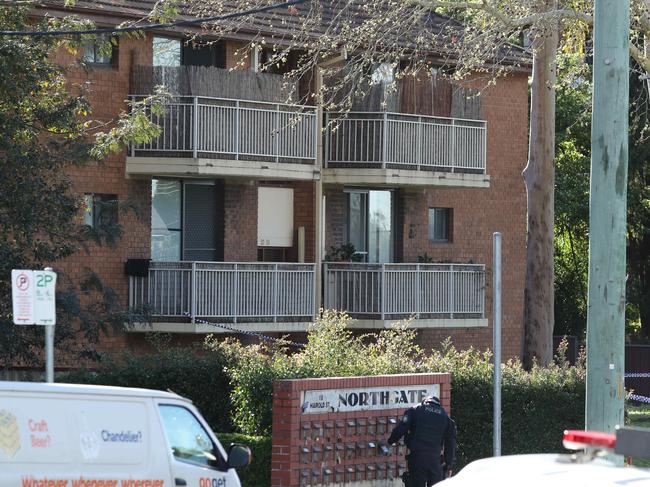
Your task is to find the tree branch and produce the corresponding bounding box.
[410,0,592,28]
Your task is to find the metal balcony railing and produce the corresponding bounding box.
[129,96,317,164]
[325,112,487,173]
[324,263,486,320]
[129,261,315,322]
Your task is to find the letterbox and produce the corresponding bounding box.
[377,462,387,480]
[300,446,310,464]
[312,422,323,441]
[323,443,333,462]
[387,462,397,481]
[356,417,367,436]
[335,443,344,463]
[299,470,309,487]
[324,420,334,441]
[366,463,376,481]
[367,417,377,435]
[301,422,311,441]
[345,442,355,460]
[311,445,322,463]
[367,440,377,458]
[378,416,387,435]
[355,464,365,482]
[311,468,320,485]
[322,467,332,484]
[335,420,345,439]
[346,419,356,436]
[334,467,344,483]
[356,441,366,458]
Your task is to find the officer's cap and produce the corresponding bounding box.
[425,395,441,405]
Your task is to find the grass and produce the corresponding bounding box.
[627,403,650,468]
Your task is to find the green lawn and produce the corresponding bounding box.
[628,403,650,468]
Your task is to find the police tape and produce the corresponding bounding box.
[625,373,650,378]
[629,393,650,404]
[183,313,306,348]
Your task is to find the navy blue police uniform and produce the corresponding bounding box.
[387,395,456,487]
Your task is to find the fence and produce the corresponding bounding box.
[129,95,317,163]
[129,261,315,322]
[325,112,487,172]
[324,263,486,320]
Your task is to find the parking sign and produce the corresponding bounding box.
[11,269,57,325]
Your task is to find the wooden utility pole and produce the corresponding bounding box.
[586,0,629,444]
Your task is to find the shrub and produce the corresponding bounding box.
[60,346,234,432]
[217,433,271,487]
[207,311,587,468]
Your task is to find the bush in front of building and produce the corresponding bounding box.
[217,433,271,487]
[206,311,586,469]
[60,345,235,432]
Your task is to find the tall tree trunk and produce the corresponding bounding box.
[522,20,559,368]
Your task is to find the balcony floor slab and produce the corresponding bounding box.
[125,317,487,334]
[322,168,490,188]
[126,156,319,181]
[347,318,488,329]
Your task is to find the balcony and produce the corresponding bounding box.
[127,261,487,332]
[324,112,489,187]
[324,263,487,327]
[126,96,318,181]
[128,262,315,333]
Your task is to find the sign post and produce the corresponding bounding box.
[11,268,57,382]
[493,232,502,457]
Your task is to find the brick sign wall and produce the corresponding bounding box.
[271,373,451,486]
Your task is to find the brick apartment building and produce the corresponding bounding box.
[37,1,529,360]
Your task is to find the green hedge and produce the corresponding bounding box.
[207,311,586,468]
[60,347,234,432]
[217,433,271,487]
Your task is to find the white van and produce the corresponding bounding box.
[0,382,251,487]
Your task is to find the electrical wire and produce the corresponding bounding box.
[0,0,308,37]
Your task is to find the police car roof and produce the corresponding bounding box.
[0,381,191,402]
[441,454,650,487]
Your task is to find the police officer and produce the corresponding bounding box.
[387,395,456,487]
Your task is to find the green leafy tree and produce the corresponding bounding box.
[0,5,165,368]
[554,53,650,339]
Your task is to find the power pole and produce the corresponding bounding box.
[586,0,629,447]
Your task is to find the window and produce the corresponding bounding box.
[83,194,118,228]
[151,179,222,262]
[428,208,452,242]
[158,405,224,469]
[153,37,181,67]
[151,180,182,261]
[346,190,394,263]
[82,35,114,65]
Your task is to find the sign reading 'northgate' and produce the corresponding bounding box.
[301,384,440,414]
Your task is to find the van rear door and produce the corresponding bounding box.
[155,402,240,487]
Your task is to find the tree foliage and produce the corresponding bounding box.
[554,53,650,339]
[0,5,165,368]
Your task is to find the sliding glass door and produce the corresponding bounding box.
[151,179,221,261]
[346,189,393,263]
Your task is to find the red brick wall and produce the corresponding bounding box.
[49,35,155,357]
[291,181,316,262]
[414,74,528,359]
[320,74,528,360]
[324,187,347,253]
[271,374,451,487]
[223,180,259,261]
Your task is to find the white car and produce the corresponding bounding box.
[440,429,650,487]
